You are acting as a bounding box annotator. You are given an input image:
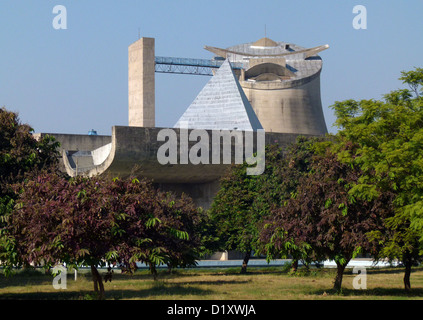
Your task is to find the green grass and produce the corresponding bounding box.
[0,266,423,300]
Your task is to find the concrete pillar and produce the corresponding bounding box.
[128,37,155,127]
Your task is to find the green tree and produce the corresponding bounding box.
[330,67,423,291]
[209,137,321,273]
[399,67,423,97]
[0,108,59,193]
[0,107,59,266]
[208,160,262,273]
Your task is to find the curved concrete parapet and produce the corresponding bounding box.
[54,126,320,209]
[62,126,231,182]
[60,126,307,183]
[62,142,115,178]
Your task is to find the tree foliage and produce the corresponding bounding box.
[0,107,60,267]
[257,137,323,269]
[209,137,321,273]
[264,145,393,291]
[0,107,59,196]
[330,67,423,290]
[399,67,423,97]
[5,173,205,299]
[208,159,262,273]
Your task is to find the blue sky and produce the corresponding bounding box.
[1,0,422,135]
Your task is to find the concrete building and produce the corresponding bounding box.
[205,37,329,135]
[35,127,304,209]
[37,36,329,210]
[34,36,329,261]
[129,37,328,136]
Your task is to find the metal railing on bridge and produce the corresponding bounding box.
[155,56,243,76]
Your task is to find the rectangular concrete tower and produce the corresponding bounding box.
[128,37,155,127]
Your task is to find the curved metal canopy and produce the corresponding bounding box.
[204,44,329,59]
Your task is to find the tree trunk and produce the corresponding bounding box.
[291,259,299,273]
[403,253,412,292]
[149,263,158,280]
[333,261,347,293]
[91,265,105,300]
[241,250,252,274]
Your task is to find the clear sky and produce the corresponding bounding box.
[1,0,422,135]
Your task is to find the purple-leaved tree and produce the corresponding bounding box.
[9,173,205,299]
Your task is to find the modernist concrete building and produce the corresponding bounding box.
[37,36,329,210]
[204,37,329,135]
[34,36,329,260]
[128,37,328,135]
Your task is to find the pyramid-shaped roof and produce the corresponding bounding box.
[174,59,263,131]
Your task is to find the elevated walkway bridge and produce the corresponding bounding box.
[155,56,243,76]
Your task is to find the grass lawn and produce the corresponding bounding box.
[0,265,423,300]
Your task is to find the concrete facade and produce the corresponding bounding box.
[33,133,112,174]
[205,38,329,135]
[242,73,327,135]
[128,37,328,135]
[39,127,309,209]
[33,36,331,261]
[128,37,155,127]
[36,36,329,209]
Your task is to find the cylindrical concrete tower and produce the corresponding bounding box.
[205,38,329,135]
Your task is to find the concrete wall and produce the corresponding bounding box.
[103,126,308,184]
[33,133,111,152]
[128,37,155,127]
[241,73,328,135]
[92,143,112,166]
[156,180,221,210]
[33,133,112,173]
[45,126,313,209]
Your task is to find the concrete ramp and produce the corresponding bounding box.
[63,143,112,175]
